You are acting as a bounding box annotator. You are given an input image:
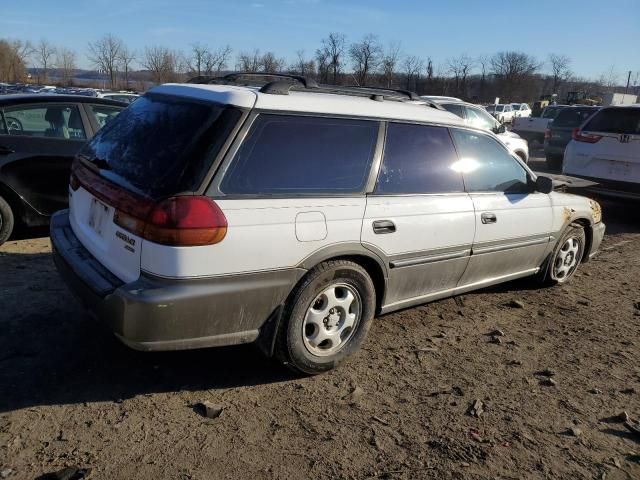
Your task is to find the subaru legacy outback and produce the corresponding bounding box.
[51,74,605,374]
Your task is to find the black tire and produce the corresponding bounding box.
[275,260,376,375]
[0,196,14,246]
[545,154,563,171]
[541,224,586,286]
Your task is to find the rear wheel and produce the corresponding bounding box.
[0,196,15,246]
[542,224,585,285]
[275,260,376,374]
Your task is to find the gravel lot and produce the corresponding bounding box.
[1,148,639,480]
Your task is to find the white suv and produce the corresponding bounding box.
[564,105,640,200]
[425,97,529,163]
[51,74,605,374]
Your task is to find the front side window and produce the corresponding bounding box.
[450,129,529,193]
[88,105,123,129]
[375,123,463,194]
[464,106,498,131]
[1,104,86,140]
[221,115,378,195]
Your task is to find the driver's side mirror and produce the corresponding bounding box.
[494,123,507,134]
[535,175,553,194]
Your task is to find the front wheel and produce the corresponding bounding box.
[0,196,15,246]
[542,224,586,285]
[275,260,376,374]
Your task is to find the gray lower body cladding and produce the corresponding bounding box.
[51,211,306,351]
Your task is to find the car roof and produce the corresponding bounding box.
[151,83,466,126]
[0,94,127,107]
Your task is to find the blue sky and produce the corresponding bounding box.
[2,0,639,80]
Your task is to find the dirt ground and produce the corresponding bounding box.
[1,152,639,480]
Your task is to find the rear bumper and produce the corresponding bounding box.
[51,210,305,351]
[564,174,640,201]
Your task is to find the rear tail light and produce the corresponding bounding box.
[115,196,227,247]
[72,160,227,247]
[572,128,602,143]
[544,128,551,140]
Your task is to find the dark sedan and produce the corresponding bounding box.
[544,106,600,170]
[0,94,127,244]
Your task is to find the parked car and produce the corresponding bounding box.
[512,105,569,143]
[563,105,640,200]
[544,106,600,170]
[425,97,529,162]
[96,92,139,104]
[51,76,605,374]
[511,103,532,118]
[0,94,127,244]
[485,104,515,123]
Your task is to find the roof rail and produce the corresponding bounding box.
[186,72,444,109]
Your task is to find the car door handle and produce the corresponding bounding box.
[481,213,497,224]
[0,145,15,155]
[373,220,396,234]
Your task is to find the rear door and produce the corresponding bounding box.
[361,122,475,308]
[0,102,89,216]
[574,107,640,183]
[449,128,553,286]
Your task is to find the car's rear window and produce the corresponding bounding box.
[542,107,564,119]
[583,107,640,135]
[80,94,241,197]
[552,108,598,128]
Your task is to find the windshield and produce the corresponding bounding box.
[496,105,504,112]
[552,108,599,128]
[584,107,640,135]
[80,94,242,197]
[511,104,521,110]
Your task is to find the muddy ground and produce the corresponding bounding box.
[1,152,639,480]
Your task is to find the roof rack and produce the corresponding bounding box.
[186,72,444,109]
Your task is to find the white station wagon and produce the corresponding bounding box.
[51,74,605,374]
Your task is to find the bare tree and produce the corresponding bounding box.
[142,46,182,84]
[261,51,285,73]
[315,48,330,83]
[290,50,315,77]
[380,42,402,88]
[0,40,34,82]
[490,51,541,100]
[597,65,619,92]
[118,46,136,90]
[548,53,572,94]
[36,39,56,84]
[317,33,346,84]
[204,45,232,74]
[447,54,475,98]
[402,55,423,91]
[477,54,490,100]
[88,34,123,89]
[190,43,210,77]
[349,34,382,86]
[56,48,76,86]
[237,49,261,72]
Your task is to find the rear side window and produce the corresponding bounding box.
[552,108,598,128]
[1,104,86,140]
[450,129,528,193]
[87,104,123,129]
[583,108,640,135]
[220,115,378,195]
[375,123,463,194]
[80,94,242,198]
[441,103,464,118]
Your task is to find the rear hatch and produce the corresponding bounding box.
[69,93,242,283]
[573,107,640,183]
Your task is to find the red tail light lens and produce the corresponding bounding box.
[572,128,602,143]
[544,128,551,140]
[114,196,227,247]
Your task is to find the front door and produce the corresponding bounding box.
[449,128,553,287]
[361,122,476,310]
[0,103,89,216]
